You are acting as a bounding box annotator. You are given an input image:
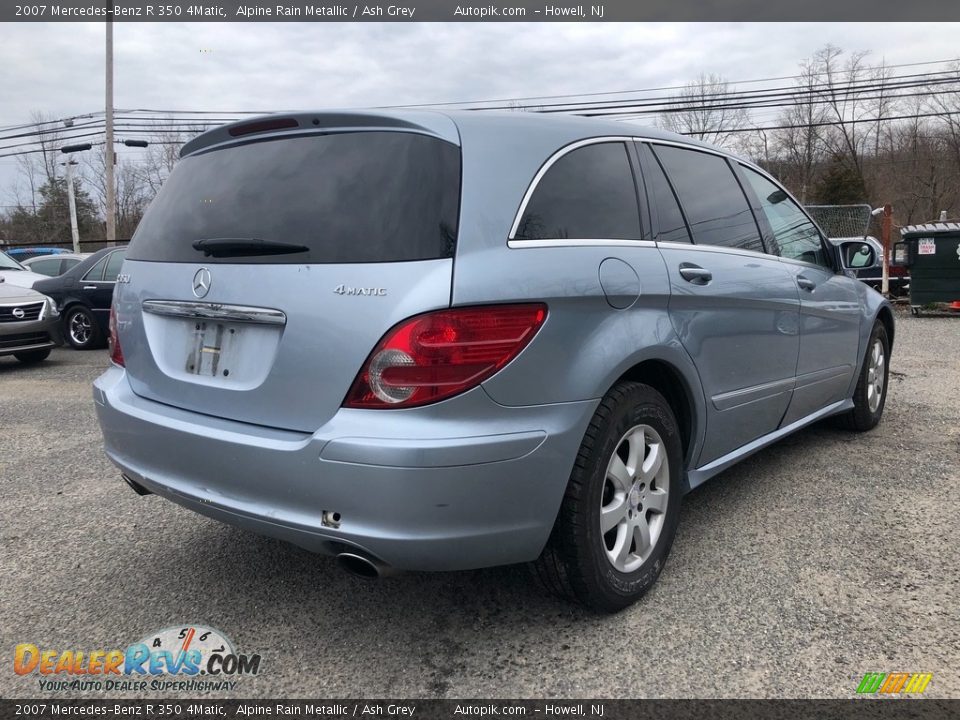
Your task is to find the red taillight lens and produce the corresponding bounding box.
[889,264,907,277]
[344,304,548,409]
[108,305,124,367]
[228,117,299,137]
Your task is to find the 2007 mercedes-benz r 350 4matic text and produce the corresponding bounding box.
[94,111,893,611]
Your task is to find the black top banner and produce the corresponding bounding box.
[3,0,960,21]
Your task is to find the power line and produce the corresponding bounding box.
[616,109,960,134]
[1,58,958,161]
[379,56,960,109]
[538,74,960,116]
[586,86,960,120]
[461,68,960,113]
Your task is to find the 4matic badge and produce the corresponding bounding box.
[334,284,387,296]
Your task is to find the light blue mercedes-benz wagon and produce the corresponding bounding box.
[94,110,893,612]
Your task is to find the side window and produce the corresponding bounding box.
[102,250,126,282]
[61,258,82,272]
[638,143,691,244]
[740,166,830,267]
[29,258,60,275]
[514,142,641,241]
[652,145,764,252]
[83,255,109,282]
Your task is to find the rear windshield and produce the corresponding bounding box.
[127,131,461,264]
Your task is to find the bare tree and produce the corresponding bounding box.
[83,151,150,240]
[134,118,206,199]
[773,57,829,202]
[929,61,960,215]
[808,45,884,200]
[8,112,65,211]
[660,73,750,149]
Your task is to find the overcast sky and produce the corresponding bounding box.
[2,21,959,196]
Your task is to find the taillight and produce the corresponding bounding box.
[344,304,548,409]
[108,305,124,367]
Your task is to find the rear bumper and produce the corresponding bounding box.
[93,367,597,571]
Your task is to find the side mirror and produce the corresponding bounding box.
[841,241,875,269]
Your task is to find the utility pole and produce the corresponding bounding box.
[62,160,80,253]
[880,204,893,297]
[105,14,116,244]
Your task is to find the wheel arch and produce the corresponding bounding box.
[876,304,895,354]
[59,297,92,316]
[609,356,702,480]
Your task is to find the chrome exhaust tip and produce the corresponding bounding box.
[336,552,384,579]
[121,474,152,496]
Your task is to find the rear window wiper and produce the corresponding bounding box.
[191,238,309,258]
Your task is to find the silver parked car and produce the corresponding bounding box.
[0,250,47,289]
[0,279,62,363]
[94,111,893,611]
[22,252,90,277]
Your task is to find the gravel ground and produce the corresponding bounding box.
[1,306,958,699]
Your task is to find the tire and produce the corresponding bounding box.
[64,306,103,350]
[14,348,51,364]
[532,381,683,613]
[836,321,890,432]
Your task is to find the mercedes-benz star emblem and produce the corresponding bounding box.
[12,307,25,319]
[192,268,212,298]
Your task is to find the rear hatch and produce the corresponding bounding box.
[118,120,461,432]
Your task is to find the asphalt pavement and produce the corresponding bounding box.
[1,307,957,699]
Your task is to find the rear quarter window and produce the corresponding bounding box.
[513,142,642,241]
[83,255,108,281]
[127,131,461,264]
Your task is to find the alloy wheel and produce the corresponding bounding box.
[69,311,92,346]
[866,338,885,413]
[600,424,670,573]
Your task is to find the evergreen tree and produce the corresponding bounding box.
[7,176,100,246]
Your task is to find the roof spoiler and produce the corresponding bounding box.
[180,110,460,158]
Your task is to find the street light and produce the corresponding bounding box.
[58,140,149,252]
[60,144,93,253]
[61,143,93,154]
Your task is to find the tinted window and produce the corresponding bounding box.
[740,166,830,267]
[653,145,763,252]
[638,144,691,244]
[29,258,61,276]
[128,132,461,264]
[514,143,641,240]
[61,258,82,272]
[83,255,108,281]
[103,250,126,282]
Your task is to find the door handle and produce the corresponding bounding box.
[796,275,816,291]
[83,285,97,290]
[679,264,712,284]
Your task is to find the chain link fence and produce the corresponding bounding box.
[805,204,875,239]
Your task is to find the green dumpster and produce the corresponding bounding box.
[894,223,960,314]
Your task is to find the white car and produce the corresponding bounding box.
[0,251,47,289]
